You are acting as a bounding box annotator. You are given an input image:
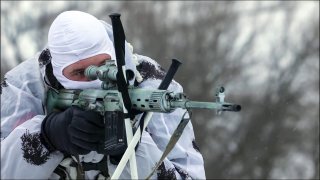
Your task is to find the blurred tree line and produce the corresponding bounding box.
[1,1,319,179]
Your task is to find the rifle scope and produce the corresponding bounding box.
[85,60,134,82]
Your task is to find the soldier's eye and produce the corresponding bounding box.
[73,70,85,76]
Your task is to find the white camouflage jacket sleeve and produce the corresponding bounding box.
[1,57,64,179]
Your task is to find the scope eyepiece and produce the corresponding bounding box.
[85,65,99,80]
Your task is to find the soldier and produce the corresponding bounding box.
[1,11,205,179]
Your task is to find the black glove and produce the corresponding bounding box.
[40,106,104,155]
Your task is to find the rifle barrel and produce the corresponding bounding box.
[171,101,241,112]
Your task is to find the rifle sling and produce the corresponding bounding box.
[145,111,191,179]
[110,13,134,120]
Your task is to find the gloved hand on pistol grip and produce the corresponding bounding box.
[40,106,105,155]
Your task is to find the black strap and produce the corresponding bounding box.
[45,62,64,90]
[81,156,109,178]
[109,13,134,119]
[53,165,70,179]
